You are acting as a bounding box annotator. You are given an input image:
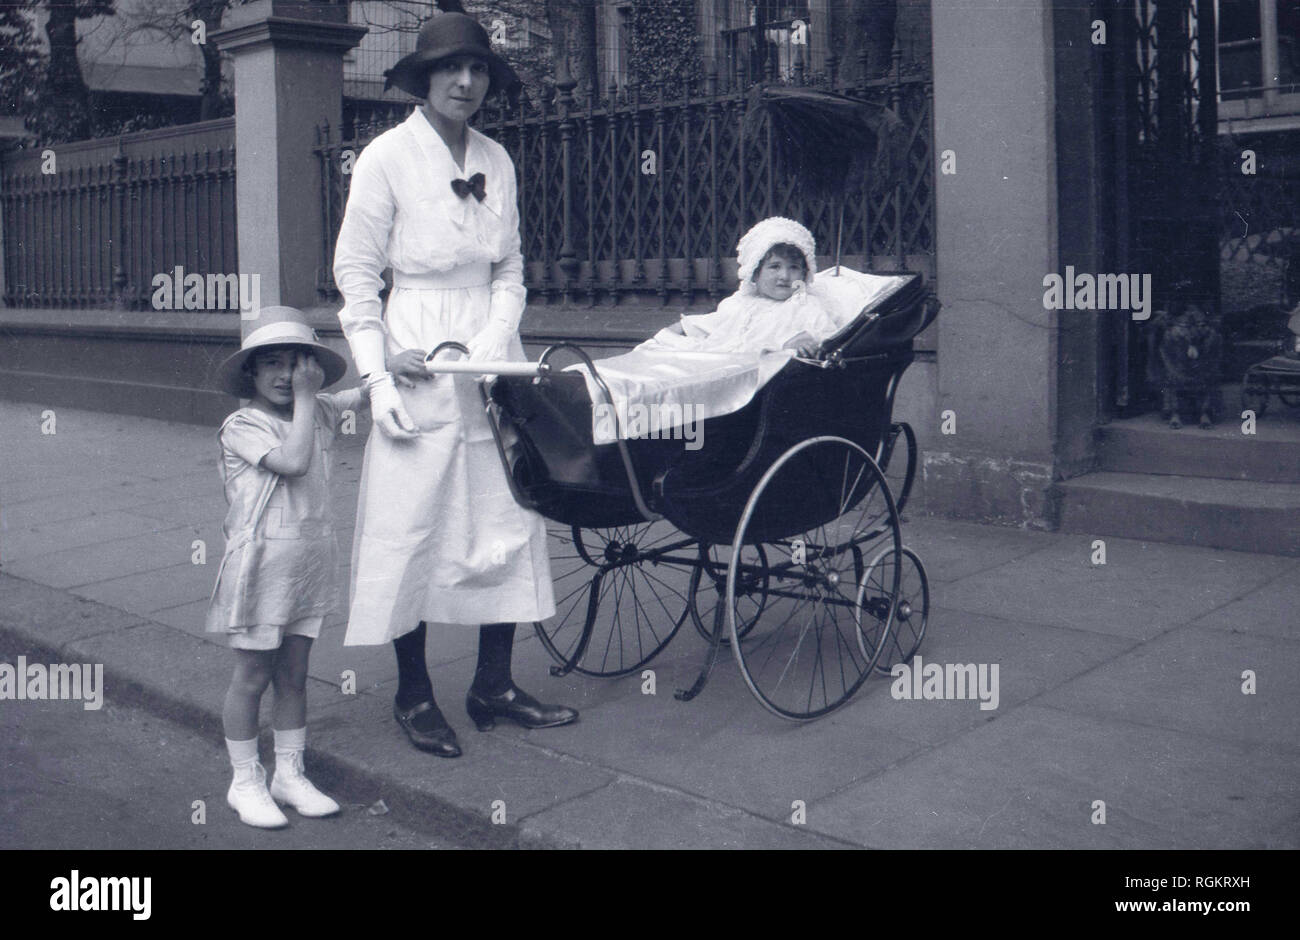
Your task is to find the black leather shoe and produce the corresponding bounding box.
[393,699,462,757]
[465,684,579,732]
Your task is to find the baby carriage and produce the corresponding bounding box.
[1241,306,1300,419]
[426,273,938,721]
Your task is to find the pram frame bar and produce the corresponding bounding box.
[427,339,666,525]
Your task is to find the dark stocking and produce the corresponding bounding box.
[471,622,516,696]
[393,622,434,711]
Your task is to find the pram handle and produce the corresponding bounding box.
[423,341,550,377]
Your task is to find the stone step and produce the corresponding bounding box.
[1096,409,1300,484]
[1055,470,1300,556]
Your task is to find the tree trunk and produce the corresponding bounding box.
[193,1,230,120]
[42,2,93,139]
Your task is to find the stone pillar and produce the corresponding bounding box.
[213,1,366,309]
[927,0,1062,527]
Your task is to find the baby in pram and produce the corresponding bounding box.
[573,216,890,445]
[644,216,837,359]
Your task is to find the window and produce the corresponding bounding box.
[1217,0,1300,124]
[722,1,813,84]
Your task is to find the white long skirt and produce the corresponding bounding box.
[343,273,556,646]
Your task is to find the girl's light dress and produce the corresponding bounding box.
[205,389,363,643]
[332,110,555,646]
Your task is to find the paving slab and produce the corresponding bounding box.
[125,493,231,528]
[3,509,180,561]
[307,629,407,693]
[307,687,616,844]
[899,517,1058,583]
[809,703,1300,849]
[1038,625,1300,751]
[1189,563,1300,641]
[68,562,215,617]
[1,524,221,589]
[936,535,1295,639]
[0,468,147,506]
[449,630,929,818]
[519,777,851,849]
[850,605,1135,748]
[471,606,1127,820]
[149,599,211,638]
[0,574,151,651]
[0,478,170,520]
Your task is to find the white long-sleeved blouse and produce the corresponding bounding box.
[332,109,526,344]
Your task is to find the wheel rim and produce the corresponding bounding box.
[726,436,902,721]
[688,543,769,645]
[537,522,695,677]
[856,546,929,674]
[881,422,917,515]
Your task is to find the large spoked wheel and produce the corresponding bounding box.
[727,436,903,721]
[536,521,698,678]
[880,422,918,516]
[687,543,768,646]
[855,546,929,674]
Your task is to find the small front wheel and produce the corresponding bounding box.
[856,546,930,673]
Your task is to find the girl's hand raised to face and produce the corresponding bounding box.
[387,348,430,389]
[292,352,326,398]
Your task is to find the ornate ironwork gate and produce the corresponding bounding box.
[1101,0,1221,414]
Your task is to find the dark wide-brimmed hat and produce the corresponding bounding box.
[384,13,521,99]
[215,306,348,399]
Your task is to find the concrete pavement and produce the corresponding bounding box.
[1,400,1297,849]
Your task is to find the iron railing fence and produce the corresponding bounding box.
[317,62,935,307]
[1,119,237,309]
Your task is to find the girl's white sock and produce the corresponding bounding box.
[273,727,307,755]
[225,736,259,767]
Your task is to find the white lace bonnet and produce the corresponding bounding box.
[735,216,817,292]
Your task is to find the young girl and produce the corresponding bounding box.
[651,216,839,356]
[206,305,365,828]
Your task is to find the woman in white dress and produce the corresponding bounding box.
[333,3,576,758]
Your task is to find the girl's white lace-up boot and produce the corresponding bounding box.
[227,760,290,829]
[270,747,341,818]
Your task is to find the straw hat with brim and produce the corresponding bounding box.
[384,13,521,99]
[215,306,349,400]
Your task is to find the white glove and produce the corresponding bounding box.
[366,372,419,439]
[347,326,388,379]
[466,318,516,365]
[467,283,524,369]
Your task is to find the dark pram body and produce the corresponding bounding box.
[492,274,931,543]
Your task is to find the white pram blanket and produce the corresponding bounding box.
[569,268,912,444]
